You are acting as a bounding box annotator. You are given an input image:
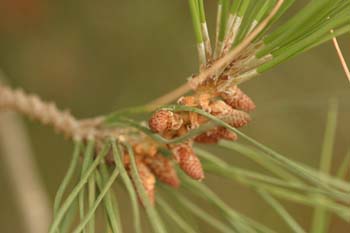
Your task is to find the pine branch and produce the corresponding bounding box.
[0,83,126,142]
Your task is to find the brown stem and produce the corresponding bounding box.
[0,84,118,141]
[0,84,81,138]
[146,82,192,111]
[331,36,350,83]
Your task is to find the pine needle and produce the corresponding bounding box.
[111,142,142,233]
[49,142,111,233]
[79,139,95,233]
[258,190,306,233]
[181,174,275,233]
[336,151,350,179]
[311,100,338,233]
[161,105,350,196]
[195,147,344,200]
[170,191,234,233]
[124,142,168,233]
[188,0,206,66]
[53,140,82,215]
[95,167,122,233]
[59,200,78,233]
[72,163,119,233]
[157,197,198,233]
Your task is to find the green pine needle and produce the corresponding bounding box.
[53,140,82,216]
[72,163,119,233]
[189,0,203,44]
[258,190,306,233]
[311,100,338,233]
[169,190,234,233]
[181,174,275,233]
[111,142,142,233]
[157,197,198,233]
[79,139,95,233]
[124,142,167,233]
[95,167,122,233]
[49,143,111,233]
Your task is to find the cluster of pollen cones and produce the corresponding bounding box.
[121,141,180,205]
[127,84,256,204]
[0,82,255,206]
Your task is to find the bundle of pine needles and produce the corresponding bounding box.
[0,1,349,233]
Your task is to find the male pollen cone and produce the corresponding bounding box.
[209,100,251,128]
[134,161,156,205]
[171,144,204,180]
[195,127,237,144]
[225,109,251,128]
[149,110,182,133]
[218,127,238,141]
[220,86,256,112]
[143,154,180,188]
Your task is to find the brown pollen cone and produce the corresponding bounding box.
[124,156,156,206]
[224,109,251,128]
[149,110,183,133]
[195,127,237,144]
[220,85,256,112]
[147,81,255,183]
[171,143,204,180]
[143,154,180,188]
[177,96,197,106]
[134,160,156,205]
[209,100,251,128]
[133,142,158,157]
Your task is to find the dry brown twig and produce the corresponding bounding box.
[0,84,126,142]
[331,36,350,83]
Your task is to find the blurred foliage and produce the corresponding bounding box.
[0,0,349,232]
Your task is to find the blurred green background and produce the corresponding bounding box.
[0,0,349,232]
